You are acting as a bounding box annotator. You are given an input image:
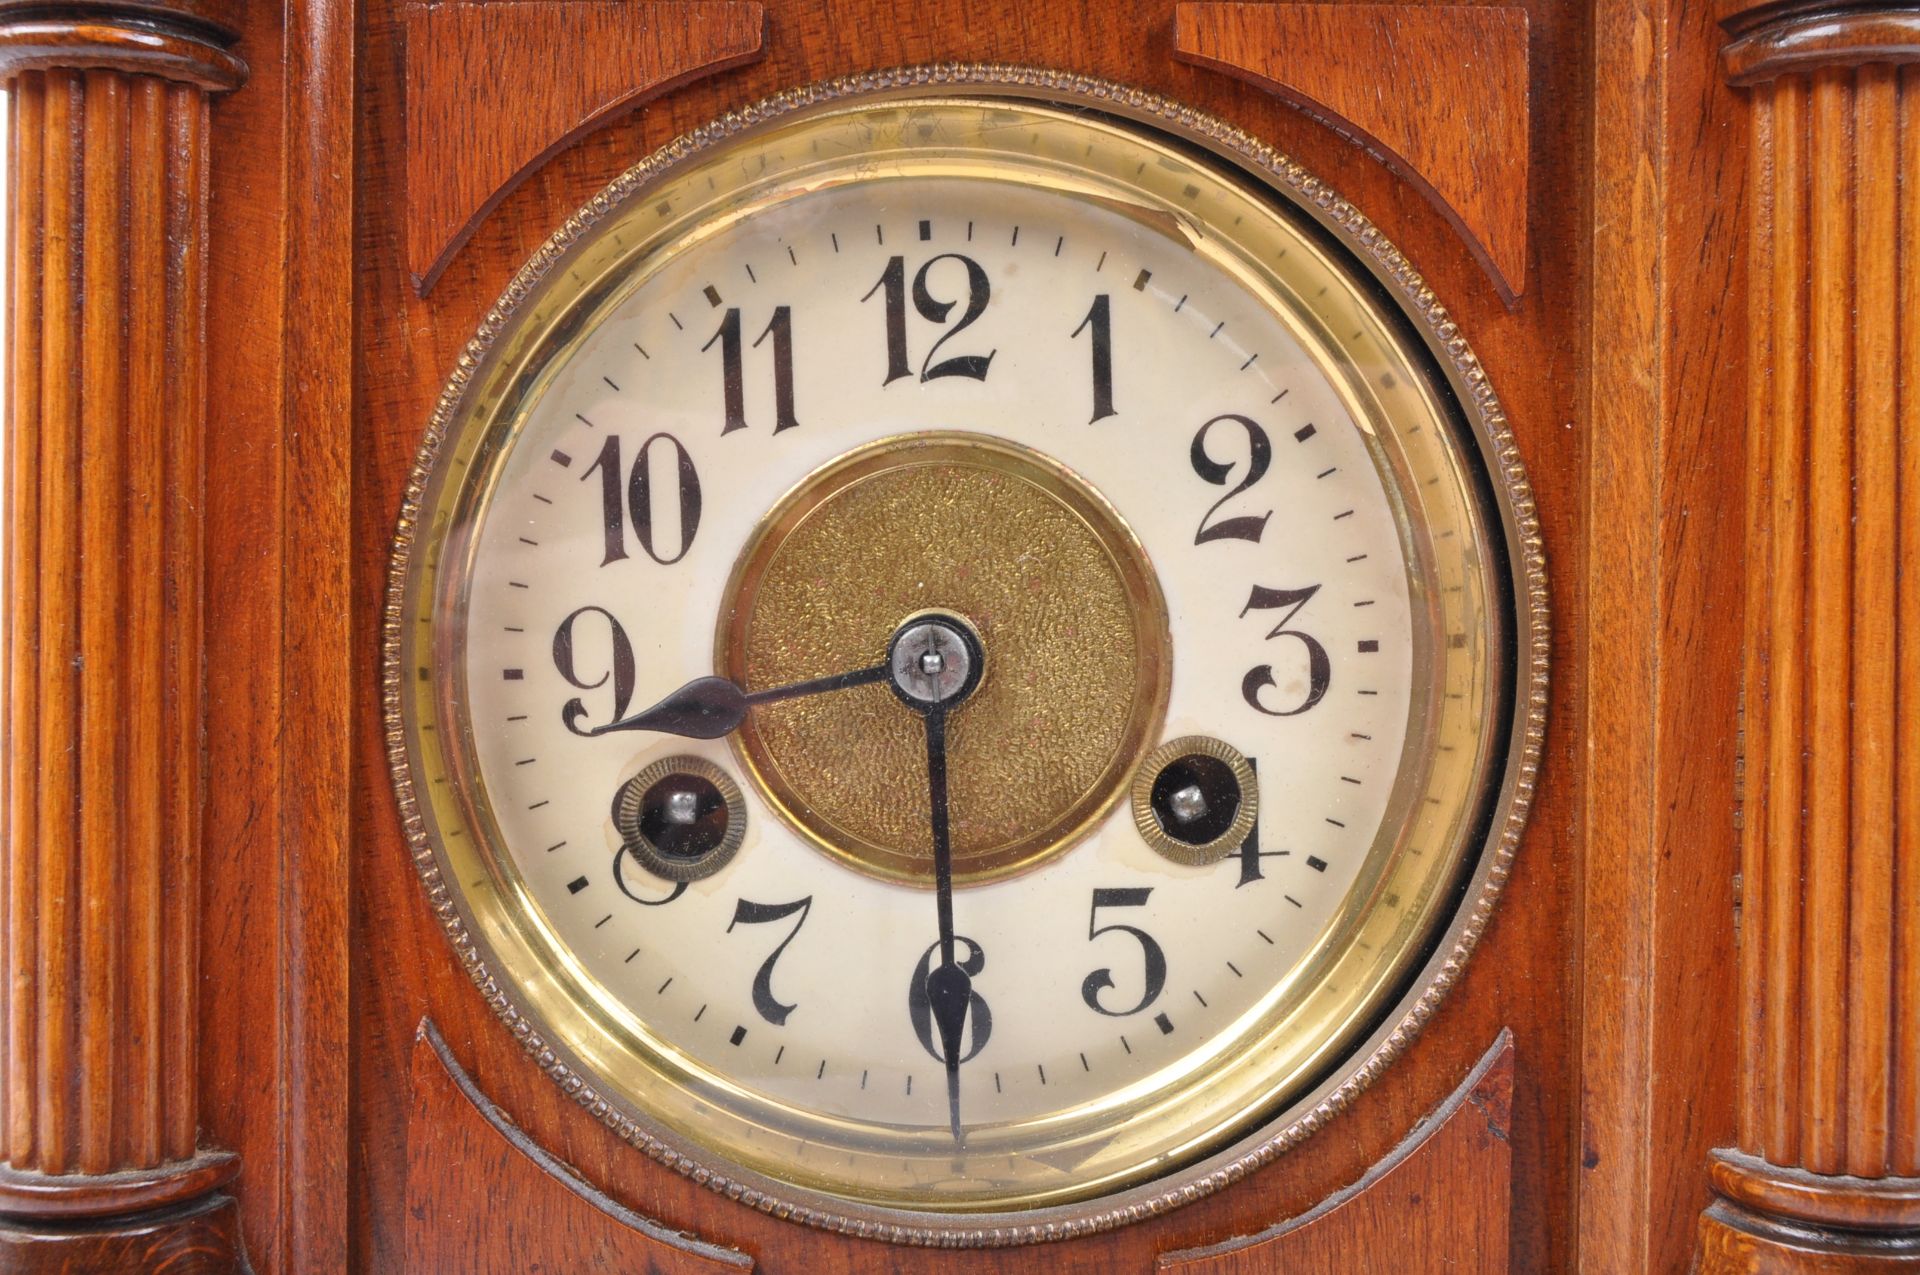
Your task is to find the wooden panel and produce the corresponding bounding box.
[189,0,357,1267]
[405,1020,752,1274]
[278,0,356,1267]
[1156,1031,1512,1274]
[1579,0,1751,1271]
[403,0,764,291]
[1175,2,1531,305]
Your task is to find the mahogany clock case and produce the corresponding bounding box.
[367,4,1590,1269]
[15,0,1904,1270]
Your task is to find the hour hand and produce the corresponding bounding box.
[583,663,890,739]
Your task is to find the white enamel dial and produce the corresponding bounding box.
[463,172,1411,1119]
[395,87,1518,1225]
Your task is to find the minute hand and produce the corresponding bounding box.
[921,703,971,1145]
[582,663,890,739]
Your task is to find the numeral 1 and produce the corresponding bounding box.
[865,257,912,384]
[1072,294,1116,422]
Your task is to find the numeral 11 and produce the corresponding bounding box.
[704,306,801,435]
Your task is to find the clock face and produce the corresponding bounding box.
[391,75,1537,1239]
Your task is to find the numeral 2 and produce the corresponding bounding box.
[1191,413,1273,544]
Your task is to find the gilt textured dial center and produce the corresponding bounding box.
[719,434,1171,885]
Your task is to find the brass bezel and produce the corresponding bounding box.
[383,66,1549,1246]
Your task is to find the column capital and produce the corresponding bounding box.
[0,2,244,91]
[1723,2,1920,85]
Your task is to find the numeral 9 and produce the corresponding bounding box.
[552,605,634,735]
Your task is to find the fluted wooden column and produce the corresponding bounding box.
[1701,4,1920,1269]
[0,4,247,1269]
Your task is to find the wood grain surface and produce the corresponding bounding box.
[350,1,1595,1270]
[0,0,1836,1269]
[1157,1030,1513,1274]
[403,1,764,291]
[406,1019,754,1273]
[1174,2,1531,305]
[1,56,214,1203]
[0,6,247,1268]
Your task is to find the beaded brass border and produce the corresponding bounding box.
[382,64,1549,1247]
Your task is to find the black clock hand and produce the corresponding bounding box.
[920,701,970,1145]
[582,663,890,739]
[885,613,987,1147]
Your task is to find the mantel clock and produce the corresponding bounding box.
[1,1,1916,1272]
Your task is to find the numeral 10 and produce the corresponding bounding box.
[580,432,703,566]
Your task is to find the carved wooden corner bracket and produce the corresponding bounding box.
[0,1,249,1269]
[403,0,765,294]
[405,1019,754,1271]
[1157,1030,1514,1273]
[1173,2,1531,308]
[1700,2,1920,1269]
